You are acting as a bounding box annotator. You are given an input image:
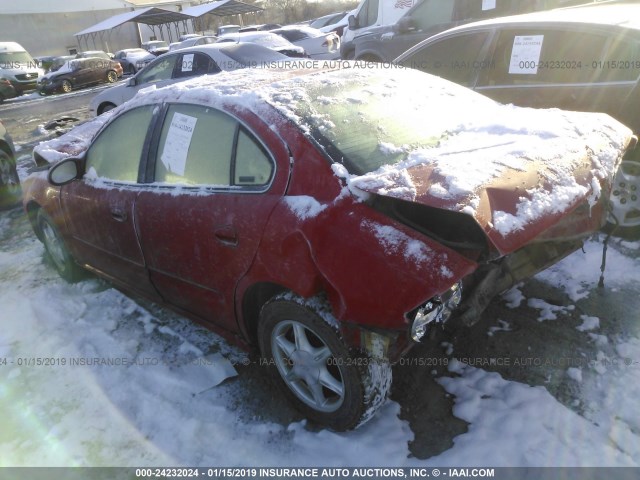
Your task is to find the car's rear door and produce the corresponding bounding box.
[134,104,290,331]
[60,105,161,300]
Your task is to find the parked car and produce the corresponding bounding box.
[113,48,155,75]
[396,1,640,236]
[89,43,289,115]
[49,55,76,73]
[24,65,633,430]
[217,32,307,57]
[171,36,218,51]
[351,0,560,62]
[0,42,44,94]
[0,119,20,209]
[0,77,18,102]
[319,11,351,37]
[76,50,112,60]
[217,25,240,36]
[239,24,281,33]
[310,11,349,30]
[272,26,340,59]
[37,57,123,95]
[34,55,56,73]
[142,40,169,56]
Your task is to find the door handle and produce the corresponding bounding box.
[111,208,128,222]
[214,225,238,247]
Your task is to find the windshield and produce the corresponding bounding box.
[244,33,291,48]
[277,67,493,175]
[0,51,37,70]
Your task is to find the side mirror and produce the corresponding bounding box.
[127,77,136,87]
[348,15,358,30]
[394,16,415,34]
[48,158,81,186]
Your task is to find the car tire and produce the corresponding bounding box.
[128,65,136,75]
[37,209,83,282]
[61,79,72,93]
[0,149,21,209]
[605,159,640,239]
[258,293,392,431]
[106,70,118,83]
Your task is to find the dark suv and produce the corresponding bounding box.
[397,1,640,236]
[349,0,588,62]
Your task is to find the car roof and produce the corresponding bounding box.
[121,64,342,113]
[120,62,487,120]
[442,1,640,33]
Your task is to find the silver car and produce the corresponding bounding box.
[89,43,289,116]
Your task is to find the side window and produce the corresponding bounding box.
[137,55,177,84]
[154,104,274,188]
[484,29,608,86]
[174,52,220,79]
[235,129,273,186]
[403,32,490,87]
[357,0,380,29]
[156,105,236,185]
[85,106,154,182]
[411,0,455,32]
[600,36,640,82]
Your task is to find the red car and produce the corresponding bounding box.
[23,65,634,430]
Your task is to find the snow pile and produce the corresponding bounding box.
[1,229,639,466]
[435,360,636,466]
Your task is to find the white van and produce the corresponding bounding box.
[341,0,418,59]
[0,42,44,94]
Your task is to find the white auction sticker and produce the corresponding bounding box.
[160,112,198,177]
[182,53,194,72]
[509,35,544,74]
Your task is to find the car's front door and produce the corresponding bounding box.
[60,105,161,300]
[134,104,289,331]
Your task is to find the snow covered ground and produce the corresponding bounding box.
[1,199,638,467]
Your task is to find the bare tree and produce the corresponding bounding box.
[264,0,305,24]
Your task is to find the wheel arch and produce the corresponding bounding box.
[97,102,117,115]
[0,140,14,159]
[25,201,44,240]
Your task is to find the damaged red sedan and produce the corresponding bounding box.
[22,65,634,430]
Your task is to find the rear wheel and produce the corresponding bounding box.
[106,70,118,83]
[37,209,83,282]
[606,159,640,239]
[258,294,391,431]
[61,79,72,93]
[0,150,21,209]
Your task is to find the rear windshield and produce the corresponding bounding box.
[277,67,493,175]
[243,33,292,49]
[221,43,289,64]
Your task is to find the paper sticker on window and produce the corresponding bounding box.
[509,35,544,74]
[182,53,194,72]
[160,112,198,176]
[482,0,496,10]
